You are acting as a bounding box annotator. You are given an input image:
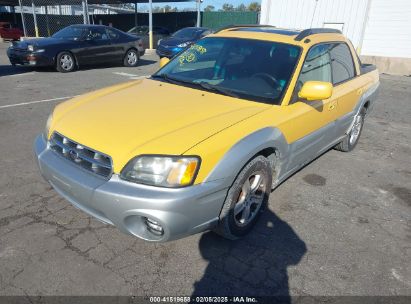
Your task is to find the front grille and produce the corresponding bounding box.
[49,132,112,178]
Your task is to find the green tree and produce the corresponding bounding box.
[163,5,172,12]
[222,3,234,12]
[248,2,261,12]
[204,5,215,12]
[152,6,162,13]
[236,4,247,11]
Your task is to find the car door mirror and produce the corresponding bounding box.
[298,81,333,101]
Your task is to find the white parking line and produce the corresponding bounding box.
[8,72,36,77]
[113,72,150,79]
[0,96,77,109]
[113,72,139,77]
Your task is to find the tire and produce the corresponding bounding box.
[123,48,139,67]
[334,107,366,152]
[56,51,75,73]
[214,155,273,240]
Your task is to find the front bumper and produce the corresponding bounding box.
[7,48,52,67]
[156,45,182,58]
[34,135,227,242]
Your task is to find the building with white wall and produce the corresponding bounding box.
[260,0,411,75]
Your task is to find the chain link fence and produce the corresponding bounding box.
[17,0,86,37]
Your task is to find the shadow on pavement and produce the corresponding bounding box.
[193,209,306,303]
[0,64,35,77]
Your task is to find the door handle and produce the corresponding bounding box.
[328,102,336,111]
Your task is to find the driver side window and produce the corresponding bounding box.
[292,44,332,103]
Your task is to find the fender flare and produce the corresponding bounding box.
[203,127,290,188]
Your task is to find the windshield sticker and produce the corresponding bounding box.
[179,45,207,66]
[190,44,207,54]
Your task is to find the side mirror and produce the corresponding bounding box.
[159,57,170,68]
[298,81,333,101]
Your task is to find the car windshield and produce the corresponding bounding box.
[153,37,301,104]
[52,26,85,40]
[172,28,202,39]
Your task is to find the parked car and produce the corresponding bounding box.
[34,26,379,242]
[127,25,170,49]
[7,24,144,72]
[0,22,23,41]
[156,27,213,58]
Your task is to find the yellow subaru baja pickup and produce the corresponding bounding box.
[34,26,379,242]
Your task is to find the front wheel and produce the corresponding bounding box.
[56,51,75,73]
[214,155,273,240]
[334,107,366,152]
[123,49,139,67]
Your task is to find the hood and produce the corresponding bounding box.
[51,79,269,173]
[160,36,194,47]
[13,37,70,49]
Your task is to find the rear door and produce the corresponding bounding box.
[329,42,368,137]
[106,28,126,60]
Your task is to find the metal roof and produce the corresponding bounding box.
[0,0,194,6]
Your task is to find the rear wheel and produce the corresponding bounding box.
[123,49,139,67]
[56,51,75,73]
[214,155,272,240]
[334,107,366,152]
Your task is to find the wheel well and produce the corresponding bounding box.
[363,101,370,112]
[125,47,138,55]
[256,147,280,176]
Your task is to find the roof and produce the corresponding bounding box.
[0,0,194,5]
[213,26,345,47]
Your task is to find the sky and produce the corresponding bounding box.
[138,0,262,11]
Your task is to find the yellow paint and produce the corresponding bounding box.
[159,57,170,68]
[49,30,379,184]
[298,81,333,101]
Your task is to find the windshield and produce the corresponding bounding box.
[52,26,85,40]
[172,28,202,39]
[154,37,301,104]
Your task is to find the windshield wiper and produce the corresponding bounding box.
[197,82,240,98]
[151,74,192,86]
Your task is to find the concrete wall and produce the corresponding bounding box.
[260,0,369,50]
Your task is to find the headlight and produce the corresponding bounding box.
[121,155,200,187]
[35,49,45,53]
[177,42,191,48]
[9,42,14,48]
[157,39,162,46]
[27,45,34,52]
[44,111,53,139]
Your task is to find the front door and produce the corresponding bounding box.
[280,43,340,171]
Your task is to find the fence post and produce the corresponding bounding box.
[196,0,201,27]
[45,5,50,36]
[31,0,39,37]
[134,2,138,34]
[18,0,27,37]
[82,0,89,24]
[149,0,153,49]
